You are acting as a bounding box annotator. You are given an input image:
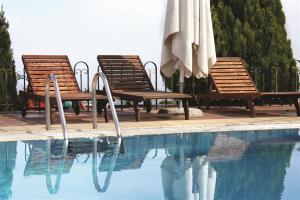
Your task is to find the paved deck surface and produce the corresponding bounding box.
[0,105,300,141]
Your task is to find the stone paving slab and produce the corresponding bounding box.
[1,105,300,141]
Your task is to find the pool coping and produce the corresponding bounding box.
[0,116,300,141]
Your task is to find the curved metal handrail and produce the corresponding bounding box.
[92,137,122,192]
[45,74,69,140]
[144,61,158,91]
[97,65,101,90]
[92,72,121,138]
[46,139,69,194]
[73,61,90,92]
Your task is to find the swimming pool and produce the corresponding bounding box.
[1,129,300,200]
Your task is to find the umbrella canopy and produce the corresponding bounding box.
[161,0,216,79]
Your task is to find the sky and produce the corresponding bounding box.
[281,0,300,62]
[0,0,299,91]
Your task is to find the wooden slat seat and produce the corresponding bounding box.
[261,92,300,98]
[20,91,106,101]
[97,55,192,121]
[111,91,192,101]
[20,55,108,121]
[211,57,259,95]
[197,57,260,117]
[260,92,300,116]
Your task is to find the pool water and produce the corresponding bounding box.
[1,129,300,200]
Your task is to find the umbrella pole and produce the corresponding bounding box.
[178,67,184,108]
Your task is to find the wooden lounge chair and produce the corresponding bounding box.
[19,55,108,121]
[97,55,192,121]
[197,57,261,117]
[197,57,300,117]
[259,92,300,116]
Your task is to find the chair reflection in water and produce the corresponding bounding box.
[24,139,72,194]
[23,137,122,195]
[22,130,299,198]
[160,129,300,200]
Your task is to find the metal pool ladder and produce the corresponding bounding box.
[92,72,121,138]
[45,74,69,140]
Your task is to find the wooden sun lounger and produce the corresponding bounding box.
[197,57,261,117]
[197,57,300,117]
[97,55,192,121]
[20,55,108,122]
[260,92,300,116]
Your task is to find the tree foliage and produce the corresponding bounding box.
[163,0,296,94]
[211,0,296,92]
[0,6,17,111]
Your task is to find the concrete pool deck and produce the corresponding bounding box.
[0,105,300,141]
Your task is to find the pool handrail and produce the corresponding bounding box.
[92,72,121,138]
[45,74,69,140]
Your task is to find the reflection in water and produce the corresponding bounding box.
[161,140,217,200]
[161,155,217,200]
[161,156,192,200]
[46,139,69,194]
[24,140,74,176]
[93,137,122,192]
[24,137,122,195]
[192,156,216,200]
[159,130,298,200]
[2,129,300,199]
[213,143,293,200]
[24,139,71,194]
[0,142,17,200]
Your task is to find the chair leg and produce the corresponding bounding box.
[133,101,140,122]
[21,95,27,118]
[204,99,210,110]
[245,100,249,109]
[38,100,41,113]
[50,103,55,124]
[247,99,256,117]
[104,103,109,123]
[183,100,190,120]
[293,98,300,116]
[73,101,80,115]
[144,100,152,113]
[97,100,105,116]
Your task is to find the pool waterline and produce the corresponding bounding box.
[1,119,300,142]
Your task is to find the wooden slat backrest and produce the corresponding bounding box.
[97,55,154,91]
[22,55,80,94]
[210,57,259,94]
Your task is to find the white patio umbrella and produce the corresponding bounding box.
[161,0,217,107]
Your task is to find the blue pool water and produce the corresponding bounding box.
[1,129,300,200]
